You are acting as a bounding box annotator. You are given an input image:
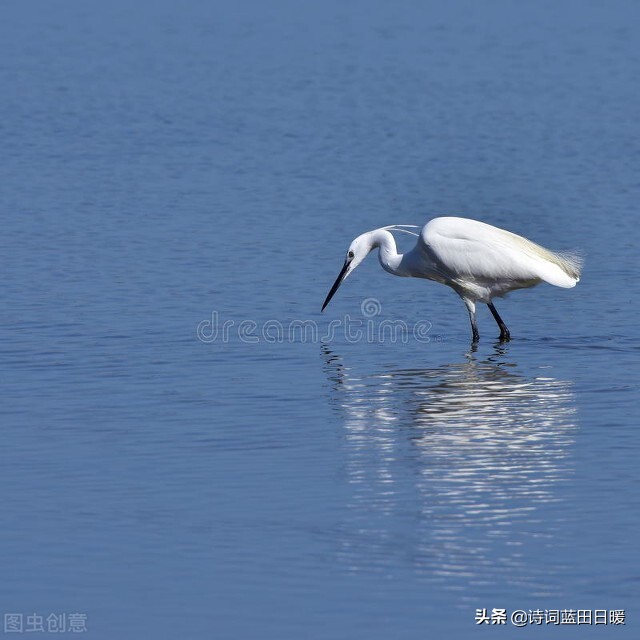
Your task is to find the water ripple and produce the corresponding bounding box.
[323,345,577,598]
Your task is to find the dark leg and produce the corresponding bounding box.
[488,302,511,341]
[462,298,480,342]
[470,315,480,342]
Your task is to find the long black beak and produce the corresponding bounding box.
[321,259,351,311]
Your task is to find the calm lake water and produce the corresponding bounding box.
[1,1,639,638]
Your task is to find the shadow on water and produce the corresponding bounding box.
[322,344,577,600]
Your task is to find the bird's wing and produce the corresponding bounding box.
[419,217,580,288]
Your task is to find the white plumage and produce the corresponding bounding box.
[322,216,582,341]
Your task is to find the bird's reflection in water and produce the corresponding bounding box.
[322,344,577,598]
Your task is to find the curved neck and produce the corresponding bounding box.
[371,229,405,276]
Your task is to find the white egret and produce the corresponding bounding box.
[321,217,582,341]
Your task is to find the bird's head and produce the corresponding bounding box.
[321,232,375,311]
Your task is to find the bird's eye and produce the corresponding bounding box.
[348,251,354,259]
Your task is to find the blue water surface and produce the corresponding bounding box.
[1,1,639,638]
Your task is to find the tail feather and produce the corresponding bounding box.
[557,251,583,281]
[511,232,583,286]
[537,250,583,288]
